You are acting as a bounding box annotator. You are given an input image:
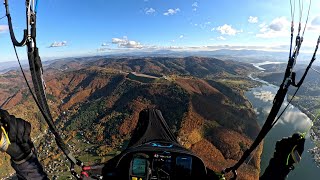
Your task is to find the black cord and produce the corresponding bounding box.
[224,7,319,177]
[13,43,79,165]
[12,45,47,121]
[5,1,82,179]
[271,87,300,127]
[0,15,6,20]
[273,34,319,126]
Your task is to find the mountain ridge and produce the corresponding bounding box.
[0,56,262,179]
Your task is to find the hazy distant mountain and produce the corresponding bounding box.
[1,49,314,74]
[97,49,315,65]
[0,61,22,73]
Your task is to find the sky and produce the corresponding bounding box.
[0,0,320,62]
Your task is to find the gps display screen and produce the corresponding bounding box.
[132,158,147,176]
[176,156,192,176]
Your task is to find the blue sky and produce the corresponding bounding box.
[0,0,319,62]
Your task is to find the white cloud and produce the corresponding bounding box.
[256,17,290,38]
[49,41,67,48]
[308,25,320,32]
[0,25,8,33]
[101,43,109,46]
[308,15,320,32]
[253,91,275,102]
[276,108,312,131]
[112,38,127,44]
[112,36,143,48]
[258,23,267,32]
[216,24,241,36]
[248,16,258,24]
[217,36,226,40]
[145,8,155,15]
[269,19,286,31]
[163,8,180,16]
[311,15,320,25]
[179,35,184,39]
[192,2,198,11]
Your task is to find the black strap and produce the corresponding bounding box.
[292,36,320,87]
[4,0,28,46]
[224,81,289,178]
[224,1,317,177]
[4,1,83,179]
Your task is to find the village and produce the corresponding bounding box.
[309,126,320,168]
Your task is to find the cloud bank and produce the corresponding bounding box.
[112,36,143,48]
[256,17,290,38]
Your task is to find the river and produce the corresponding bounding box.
[245,73,320,179]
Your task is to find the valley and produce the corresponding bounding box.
[0,56,262,179]
[255,62,320,170]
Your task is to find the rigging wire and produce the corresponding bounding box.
[224,1,318,178]
[273,34,320,127]
[311,67,320,75]
[290,0,313,88]
[301,111,320,138]
[10,43,59,139]
[275,0,310,125]
[291,0,307,60]
[290,0,295,21]
[271,88,299,127]
[289,0,295,58]
[301,67,320,138]
[296,0,302,37]
[4,0,83,179]
[0,15,6,20]
[299,0,303,24]
[12,45,41,115]
[302,0,312,37]
[11,43,82,178]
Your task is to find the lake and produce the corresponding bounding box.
[245,74,320,179]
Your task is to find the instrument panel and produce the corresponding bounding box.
[129,151,197,180]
